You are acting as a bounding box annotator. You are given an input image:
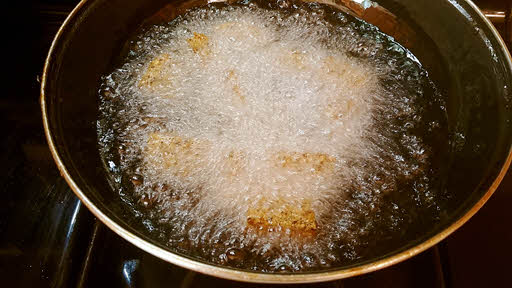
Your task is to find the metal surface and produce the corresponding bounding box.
[40,0,512,283]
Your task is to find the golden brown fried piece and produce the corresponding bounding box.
[138,53,172,90]
[274,152,336,174]
[245,152,337,234]
[281,50,309,70]
[145,132,244,180]
[225,150,245,178]
[144,132,205,177]
[321,55,376,122]
[226,69,246,104]
[247,199,317,233]
[187,32,210,55]
[323,55,373,89]
[289,51,307,69]
[325,98,361,120]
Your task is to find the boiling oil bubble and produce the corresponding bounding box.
[97,1,448,271]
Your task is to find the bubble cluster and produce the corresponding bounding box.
[98,0,448,272]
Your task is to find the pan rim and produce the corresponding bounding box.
[40,0,512,283]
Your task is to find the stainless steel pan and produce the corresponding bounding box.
[41,0,512,283]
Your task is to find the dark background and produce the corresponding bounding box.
[1,0,511,287]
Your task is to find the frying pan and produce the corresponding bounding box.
[41,0,512,283]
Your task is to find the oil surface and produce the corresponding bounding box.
[97,0,450,272]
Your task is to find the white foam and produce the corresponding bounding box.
[99,2,437,271]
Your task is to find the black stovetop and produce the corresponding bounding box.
[1,0,511,287]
